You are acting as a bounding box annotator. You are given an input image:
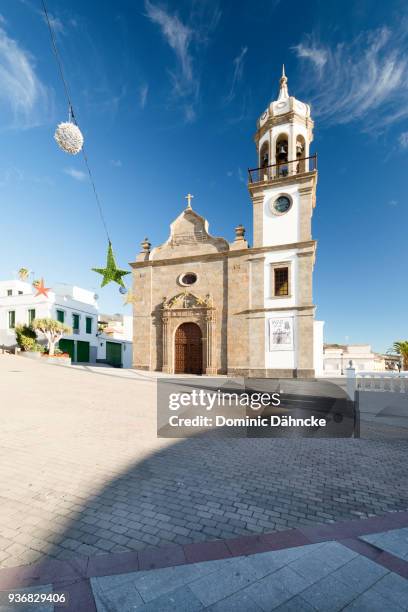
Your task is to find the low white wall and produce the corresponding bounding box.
[313,320,324,376]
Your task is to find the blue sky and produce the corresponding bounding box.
[0,0,407,352]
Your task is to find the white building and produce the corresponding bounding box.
[97,313,133,368]
[0,280,99,363]
[323,344,379,375]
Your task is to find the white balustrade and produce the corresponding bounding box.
[354,370,408,393]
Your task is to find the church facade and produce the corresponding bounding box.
[131,69,320,378]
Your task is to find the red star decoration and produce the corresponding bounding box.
[34,278,51,297]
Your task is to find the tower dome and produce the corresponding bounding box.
[257,65,312,130]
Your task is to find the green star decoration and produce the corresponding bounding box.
[92,242,130,288]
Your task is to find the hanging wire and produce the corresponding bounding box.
[41,0,111,244]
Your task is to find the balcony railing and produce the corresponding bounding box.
[248,154,317,184]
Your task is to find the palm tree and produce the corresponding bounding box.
[392,341,408,371]
[18,267,30,281]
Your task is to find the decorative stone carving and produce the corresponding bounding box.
[163,291,213,310]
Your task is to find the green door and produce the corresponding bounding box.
[106,341,122,367]
[76,341,90,363]
[59,339,75,360]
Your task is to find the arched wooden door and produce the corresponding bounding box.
[174,322,202,375]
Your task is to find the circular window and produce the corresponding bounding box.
[272,195,292,215]
[179,272,197,286]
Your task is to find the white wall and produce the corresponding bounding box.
[121,341,133,368]
[122,315,133,341]
[313,321,324,376]
[53,283,97,306]
[262,183,300,247]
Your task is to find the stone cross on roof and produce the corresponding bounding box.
[185,193,194,209]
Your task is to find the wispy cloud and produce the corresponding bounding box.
[144,1,220,122]
[225,90,253,126]
[64,167,87,181]
[184,104,195,123]
[292,43,327,72]
[399,131,408,148]
[0,24,50,129]
[224,46,248,104]
[0,166,53,187]
[292,25,408,132]
[145,1,195,96]
[139,83,149,109]
[110,159,122,168]
[388,199,398,207]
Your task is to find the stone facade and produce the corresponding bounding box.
[131,208,317,377]
[131,207,251,375]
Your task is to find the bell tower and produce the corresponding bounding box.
[247,67,318,377]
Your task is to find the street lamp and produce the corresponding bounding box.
[341,350,344,376]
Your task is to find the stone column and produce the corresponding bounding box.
[251,194,264,248]
[205,311,217,375]
[296,308,315,377]
[296,251,315,377]
[298,185,314,242]
[297,252,314,306]
[162,314,169,373]
[248,256,265,375]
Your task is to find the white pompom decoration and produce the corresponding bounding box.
[54,121,84,155]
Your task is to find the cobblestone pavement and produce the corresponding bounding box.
[0,355,408,570]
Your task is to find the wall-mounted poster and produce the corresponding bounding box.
[269,317,293,350]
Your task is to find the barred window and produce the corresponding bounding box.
[274,267,289,296]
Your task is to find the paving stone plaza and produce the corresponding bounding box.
[1,355,408,610]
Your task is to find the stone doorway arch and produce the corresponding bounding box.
[174,322,203,374]
[161,292,217,375]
